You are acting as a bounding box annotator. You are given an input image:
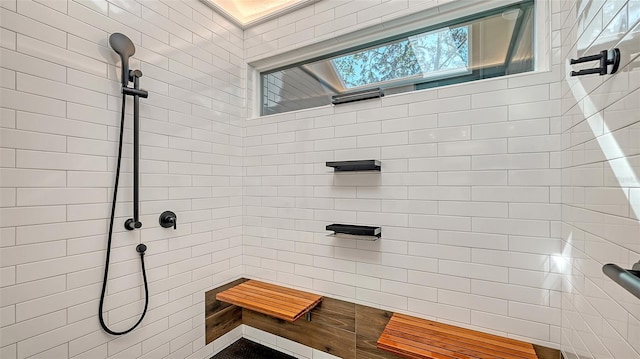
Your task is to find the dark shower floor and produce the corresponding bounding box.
[212,338,296,359]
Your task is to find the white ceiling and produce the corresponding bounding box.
[204,0,318,28]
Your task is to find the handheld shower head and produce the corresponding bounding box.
[109,33,135,87]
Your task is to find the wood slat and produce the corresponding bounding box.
[216,280,323,322]
[384,320,536,359]
[393,314,535,353]
[377,314,539,359]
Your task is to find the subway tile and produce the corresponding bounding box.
[509,100,561,121]
[17,111,108,140]
[356,287,407,310]
[0,28,16,50]
[472,153,550,170]
[438,289,508,315]
[0,108,16,128]
[471,311,550,341]
[382,114,437,132]
[408,298,470,323]
[471,186,550,203]
[408,156,470,171]
[18,0,104,43]
[438,79,507,98]
[472,85,549,109]
[17,150,107,171]
[440,260,508,283]
[0,129,66,152]
[471,280,550,305]
[508,169,561,186]
[509,301,561,326]
[472,217,550,237]
[334,272,380,290]
[409,95,471,116]
[439,201,508,218]
[472,248,549,271]
[0,48,66,82]
[0,309,67,347]
[409,126,470,144]
[409,214,471,231]
[509,268,561,290]
[0,241,66,267]
[1,8,66,48]
[356,262,407,281]
[382,143,436,159]
[438,171,508,186]
[0,305,15,327]
[0,206,66,227]
[409,186,471,201]
[0,68,15,89]
[509,134,561,153]
[472,118,550,140]
[438,139,507,156]
[509,203,561,221]
[0,275,65,306]
[0,88,66,117]
[439,106,508,127]
[381,280,437,301]
[17,34,107,78]
[17,73,107,109]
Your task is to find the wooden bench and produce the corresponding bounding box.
[216,279,323,322]
[377,313,539,359]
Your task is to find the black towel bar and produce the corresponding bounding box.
[602,263,640,300]
[570,48,620,76]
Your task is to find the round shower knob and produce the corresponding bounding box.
[159,211,177,230]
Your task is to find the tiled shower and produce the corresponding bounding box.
[0,0,638,359]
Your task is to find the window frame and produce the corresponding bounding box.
[251,0,547,118]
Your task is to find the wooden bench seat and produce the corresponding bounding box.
[377,313,539,359]
[216,280,323,322]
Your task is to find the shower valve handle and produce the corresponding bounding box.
[159,211,177,230]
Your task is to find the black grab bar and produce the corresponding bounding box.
[602,263,640,300]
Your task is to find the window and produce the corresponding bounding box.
[332,26,470,90]
[261,0,535,116]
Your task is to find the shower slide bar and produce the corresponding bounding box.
[109,33,148,230]
[602,262,640,300]
[123,72,147,230]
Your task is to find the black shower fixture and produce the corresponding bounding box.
[108,33,148,231]
[99,33,149,336]
[109,33,135,87]
[570,48,620,76]
[159,211,177,230]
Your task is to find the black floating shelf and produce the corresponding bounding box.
[326,160,380,172]
[326,224,381,240]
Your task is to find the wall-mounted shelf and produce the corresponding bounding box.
[326,160,380,172]
[326,224,381,240]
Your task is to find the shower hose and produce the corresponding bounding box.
[98,92,149,335]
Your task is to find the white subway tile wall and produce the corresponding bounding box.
[559,0,640,358]
[0,0,243,358]
[241,0,565,349]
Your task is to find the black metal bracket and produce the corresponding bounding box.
[332,88,384,105]
[326,160,381,172]
[603,262,640,300]
[570,48,620,76]
[326,224,381,240]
